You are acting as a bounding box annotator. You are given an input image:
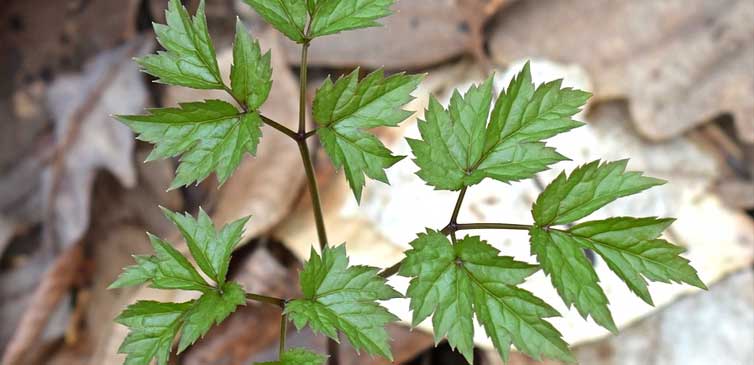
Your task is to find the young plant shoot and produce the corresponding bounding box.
[111,1,705,364]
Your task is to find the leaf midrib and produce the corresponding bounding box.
[460,262,569,359]
[568,232,684,278]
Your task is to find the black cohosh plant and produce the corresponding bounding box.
[109,1,706,364]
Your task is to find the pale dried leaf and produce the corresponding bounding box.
[489,0,754,141]
[239,0,513,69]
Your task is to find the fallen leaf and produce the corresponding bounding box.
[0,37,150,357]
[489,0,754,142]
[492,268,754,364]
[0,0,140,86]
[43,37,150,248]
[238,0,513,69]
[1,242,83,365]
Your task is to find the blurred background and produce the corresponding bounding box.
[1,0,753,364]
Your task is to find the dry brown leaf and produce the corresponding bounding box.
[1,242,83,365]
[489,0,754,141]
[0,0,140,87]
[237,0,513,69]
[489,269,754,365]
[43,38,150,248]
[0,37,150,357]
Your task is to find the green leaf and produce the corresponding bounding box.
[161,207,249,285]
[309,0,394,38]
[569,217,706,305]
[138,0,223,89]
[399,230,573,363]
[110,208,250,291]
[116,100,263,188]
[285,245,401,359]
[529,227,617,333]
[116,283,246,365]
[313,69,422,201]
[408,62,589,191]
[109,255,158,289]
[148,233,209,292]
[177,282,246,352]
[256,348,327,365]
[243,0,308,43]
[116,301,192,365]
[231,19,272,110]
[532,160,665,226]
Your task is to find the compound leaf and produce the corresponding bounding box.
[309,0,394,38]
[138,0,223,89]
[399,230,572,363]
[285,245,401,359]
[109,255,158,289]
[529,227,616,332]
[569,217,706,305]
[408,62,589,191]
[116,301,192,365]
[243,0,308,43]
[532,160,665,226]
[161,207,249,285]
[231,19,272,109]
[313,69,422,201]
[116,283,246,365]
[116,100,262,188]
[177,282,246,353]
[256,348,327,365]
[148,233,209,292]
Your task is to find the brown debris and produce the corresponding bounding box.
[489,0,754,142]
[261,0,515,70]
[1,242,83,365]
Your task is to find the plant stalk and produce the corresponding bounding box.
[260,115,298,139]
[297,33,338,365]
[245,293,286,308]
[297,139,329,249]
[449,187,467,225]
[441,222,533,235]
[279,314,288,357]
[298,42,310,134]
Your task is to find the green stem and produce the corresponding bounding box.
[279,314,288,357]
[449,187,467,225]
[221,84,298,140]
[327,336,340,365]
[245,292,286,308]
[303,128,318,139]
[298,41,310,134]
[297,139,328,249]
[260,115,298,139]
[441,222,533,235]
